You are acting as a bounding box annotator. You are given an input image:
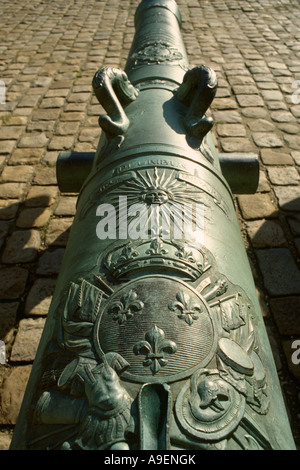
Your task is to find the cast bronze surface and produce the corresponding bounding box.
[10,0,296,451]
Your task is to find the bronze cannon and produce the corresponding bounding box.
[10,0,296,451]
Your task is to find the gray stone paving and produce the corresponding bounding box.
[0,0,300,449]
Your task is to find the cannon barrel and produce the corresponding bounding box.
[10,0,295,451]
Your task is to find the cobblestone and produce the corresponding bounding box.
[220,136,253,152]
[0,182,28,199]
[236,94,265,107]
[284,134,300,150]
[271,297,300,336]
[46,217,72,246]
[16,207,52,228]
[0,267,28,300]
[0,303,19,345]
[260,149,294,165]
[10,318,46,362]
[24,279,56,316]
[25,185,58,206]
[248,119,275,132]
[0,366,32,425]
[18,133,49,148]
[48,135,75,150]
[1,166,35,183]
[274,186,300,211]
[252,132,284,148]
[237,193,277,219]
[36,248,65,275]
[217,123,247,137]
[0,200,19,220]
[267,166,300,186]
[54,196,77,216]
[256,248,300,296]
[246,219,287,248]
[0,0,300,451]
[9,148,44,165]
[0,141,16,155]
[2,229,40,264]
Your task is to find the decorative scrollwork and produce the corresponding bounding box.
[92,67,139,137]
[130,40,184,66]
[175,65,218,141]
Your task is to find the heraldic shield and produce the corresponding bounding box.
[94,276,218,383]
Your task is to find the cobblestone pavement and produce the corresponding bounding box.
[0,0,299,450]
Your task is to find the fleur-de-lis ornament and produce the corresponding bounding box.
[133,325,177,374]
[174,244,196,263]
[118,244,139,262]
[169,290,202,325]
[146,238,168,255]
[107,289,144,325]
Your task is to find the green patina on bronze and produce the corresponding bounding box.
[10,0,295,450]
